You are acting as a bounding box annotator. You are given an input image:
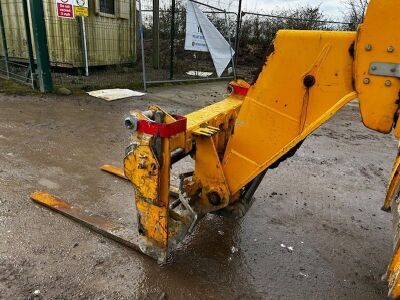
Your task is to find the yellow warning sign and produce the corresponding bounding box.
[74,6,88,17]
[74,0,88,17]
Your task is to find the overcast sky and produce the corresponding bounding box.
[154,0,349,21]
[240,0,346,20]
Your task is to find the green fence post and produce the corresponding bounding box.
[152,0,160,69]
[29,0,52,92]
[22,0,36,88]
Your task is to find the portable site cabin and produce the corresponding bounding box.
[0,0,137,68]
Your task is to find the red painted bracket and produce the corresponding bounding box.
[232,85,249,96]
[137,115,187,138]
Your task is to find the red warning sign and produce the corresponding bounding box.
[57,0,74,19]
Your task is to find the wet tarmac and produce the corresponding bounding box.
[0,82,397,299]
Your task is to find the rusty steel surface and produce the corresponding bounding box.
[100,164,128,180]
[101,164,180,197]
[30,191,143,255]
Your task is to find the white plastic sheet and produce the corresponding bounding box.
[186,70,213,77]
[87,89,146,101]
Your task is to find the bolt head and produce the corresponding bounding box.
[371,66,377,71]
[365,44,372,51]
[387,46,395,53]
[385,80,392,87]
[363,78,370,84]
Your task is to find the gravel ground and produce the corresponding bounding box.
[0,81,397,299]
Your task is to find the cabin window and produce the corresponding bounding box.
[99,0,115,15]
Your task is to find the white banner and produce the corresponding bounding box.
[185,1,235,77]
[184,1,209,52]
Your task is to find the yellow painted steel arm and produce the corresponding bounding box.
[355,0,400,134]
[383,145,400,212]
[222,30,358,194]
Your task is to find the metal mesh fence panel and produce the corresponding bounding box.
[140,0,237,85]
[0,0,34,87]
[0,0,354,92]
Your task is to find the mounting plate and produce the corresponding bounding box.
[369,62,400,78]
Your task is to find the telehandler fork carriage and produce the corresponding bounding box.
[31,0,400,297]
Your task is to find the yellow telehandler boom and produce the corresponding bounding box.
[31,0,400,297]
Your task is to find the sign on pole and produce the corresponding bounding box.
[56,0,74,19]
[74,0,89,17]
[184,1,235,77]
[184,1,208,52]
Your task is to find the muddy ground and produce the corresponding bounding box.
[0,81,398,299]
